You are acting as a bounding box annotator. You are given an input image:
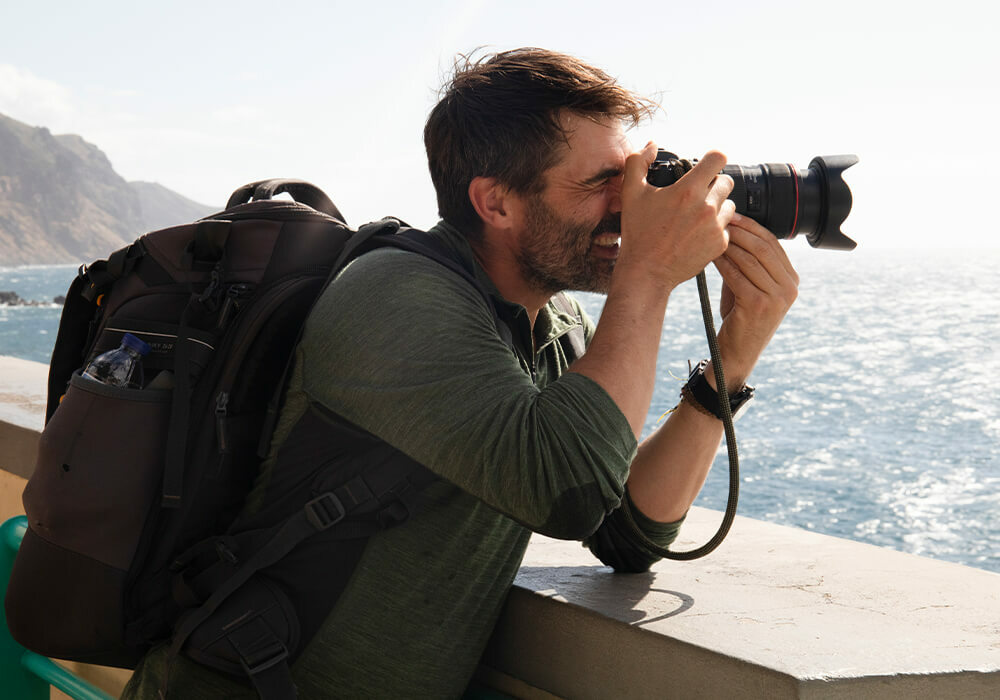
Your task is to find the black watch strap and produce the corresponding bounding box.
[681,360,755,421]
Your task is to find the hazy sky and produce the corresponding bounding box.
[2,0,998,251]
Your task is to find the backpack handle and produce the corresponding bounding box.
[226,179,346,222]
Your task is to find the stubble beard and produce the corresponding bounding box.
[517,195,620,296]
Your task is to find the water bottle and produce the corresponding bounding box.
[81,333,151,388]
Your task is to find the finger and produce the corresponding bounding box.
[723,227,801,301]
[680,150,728,191]
[624,141,659,191]
[729,214,798,283]
[708,177,736,213]
[719,238,778,294]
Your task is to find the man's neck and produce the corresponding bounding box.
[469,237,550,327]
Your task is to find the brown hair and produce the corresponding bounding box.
[424,48,656,237]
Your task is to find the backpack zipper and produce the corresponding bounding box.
[209,274,324,453]
[215,391,230,453]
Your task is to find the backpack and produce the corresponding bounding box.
[4,178,530,698]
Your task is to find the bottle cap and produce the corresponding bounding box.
[122,332,151,356]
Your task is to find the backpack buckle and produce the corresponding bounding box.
[237,635,290,676]
[305,492,347,531]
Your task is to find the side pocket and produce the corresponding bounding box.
[24,371,172,570]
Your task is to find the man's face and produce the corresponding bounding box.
[514,113,629,295]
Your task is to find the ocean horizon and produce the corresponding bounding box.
[2,247,998,573]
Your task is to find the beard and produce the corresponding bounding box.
[516,195,621,295]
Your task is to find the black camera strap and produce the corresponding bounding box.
[619,269,741,560]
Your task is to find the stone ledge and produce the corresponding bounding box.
[0,356,46,480]
[482,508,1000,699]
[0,356,47,432]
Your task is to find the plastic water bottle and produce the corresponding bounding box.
[81,333,151,388]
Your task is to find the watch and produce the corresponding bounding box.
[681,360,755,421]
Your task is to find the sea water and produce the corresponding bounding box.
[2,249,998,573]
[0,265,73,364]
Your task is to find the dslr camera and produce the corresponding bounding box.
[647,150,858,250]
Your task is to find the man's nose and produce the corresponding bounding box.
[608,185,623,215]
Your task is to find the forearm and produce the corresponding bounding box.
[567,264,672,437]
[626,396,724,522]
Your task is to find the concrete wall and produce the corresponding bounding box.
[2,355,999,699]
[480,512,1000,699]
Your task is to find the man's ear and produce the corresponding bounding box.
[468,177,520,231]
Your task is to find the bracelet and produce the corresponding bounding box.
[680,359,756,422]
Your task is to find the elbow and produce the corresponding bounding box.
[531,487,613,541]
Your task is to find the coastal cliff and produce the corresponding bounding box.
[0,112,215,265]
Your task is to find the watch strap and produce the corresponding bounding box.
[681,360,754,421]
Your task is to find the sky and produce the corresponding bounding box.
[1,0,999,251]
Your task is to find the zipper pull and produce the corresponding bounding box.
[215,391,230,454]
[216,283,255,329]
[198,265,224,307]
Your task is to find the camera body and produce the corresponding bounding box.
[646,150,859,250]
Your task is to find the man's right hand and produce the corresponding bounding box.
[618,144,735,290]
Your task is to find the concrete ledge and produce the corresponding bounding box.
[0,355,46,479]
[482,510,1000,699]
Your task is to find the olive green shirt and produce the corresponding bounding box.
[124,221,680,699]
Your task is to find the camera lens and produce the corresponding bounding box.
[648,151,858,250]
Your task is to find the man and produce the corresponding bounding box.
[125,47,797,698]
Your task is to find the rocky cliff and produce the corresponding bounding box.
[0,113,217,265]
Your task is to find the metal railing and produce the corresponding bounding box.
[0,516,114,700]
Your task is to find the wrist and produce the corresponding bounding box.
[681,360,755,421]
[613,249,686,294]
[702,359,750,394]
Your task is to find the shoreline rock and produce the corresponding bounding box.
[0,291,63,306]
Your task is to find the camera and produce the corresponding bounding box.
[646,150,859,250]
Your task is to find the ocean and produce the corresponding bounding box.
[2,249,998,573]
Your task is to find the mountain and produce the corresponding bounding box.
[0,112,217,265]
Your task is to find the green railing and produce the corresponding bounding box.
[0,516,114,700]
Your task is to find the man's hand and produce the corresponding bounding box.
[618,144,736,289]
[708,213,799,389]
[574,145,737,437]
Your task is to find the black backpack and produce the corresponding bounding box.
[3,179,523,698]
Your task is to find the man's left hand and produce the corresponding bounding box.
[708,213,799,389]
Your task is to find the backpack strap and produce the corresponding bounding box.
[164,421,437,699]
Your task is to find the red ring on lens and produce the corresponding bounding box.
[789,163,799,237]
